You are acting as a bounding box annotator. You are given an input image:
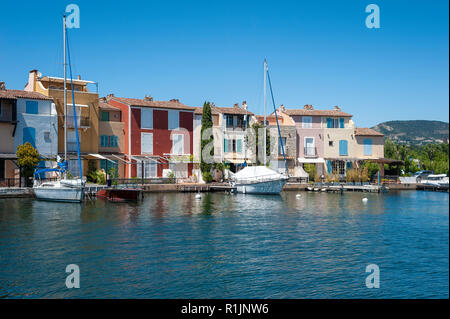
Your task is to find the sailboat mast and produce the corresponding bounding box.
[63,15,67,163]
[263,59,267,166]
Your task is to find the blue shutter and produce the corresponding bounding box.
[363,138,372,156]
[327,118,332,128]
[224,139,229,152]
[339,118,344,128]
[326,160,332,174]
[346,161,352,169]
[339,140,348,156]
[26,101,38,114]
[236,139,242,153]
[111,135,118,147]
[23,127,36,147]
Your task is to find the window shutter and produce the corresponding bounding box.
[326,160,332,174]
[364,138,372,155]
[23,127,36,147]
[26,101,38,114]
[224,139,228,152]
[236,139,242,153]
[339,118,344,128]
[327,118,332,128]
[339,140,348,156]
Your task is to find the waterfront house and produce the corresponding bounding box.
[105,94,196,179]
[255,106,297,174]
[0,81,56,184]
[98,99,126,178]
[193,102,254,173]
[24,70,100,177]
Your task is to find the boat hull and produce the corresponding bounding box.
[34,187,84,202]
[97,188,142,202]
[235,178,287,194]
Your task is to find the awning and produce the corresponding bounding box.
[87,153,116,163]
[130,155,162,164]
[0,153,17,159]
[224,158,246,164]
[297,158,325,164]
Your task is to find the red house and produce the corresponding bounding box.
[105,95,195,179]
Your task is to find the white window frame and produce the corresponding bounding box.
[172,133,184,155]
[302,116,312,128]
[168,110,179,130]
[304,136,315,156]
[141,132,153,154]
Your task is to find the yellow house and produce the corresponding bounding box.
[24,70,99,177]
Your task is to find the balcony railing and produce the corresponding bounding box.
[67,116,90,128]
[225,124,246,131]
[304,146,317,157]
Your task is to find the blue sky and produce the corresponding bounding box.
[0,0,448,127]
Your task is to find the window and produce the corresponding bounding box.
[168,110,179,130]
[141,109,153,129]
[278,137,287,155]
[236,139,242,153]
[0,159,5,179]
[226,115,234,127]
[302,116,312,128]
[110,135,118,148]
[304,137,315,156]
[137,160,157,178]
[44,131,51,143]
[172,134,184,154]
[326,118,341,128]
[329,141,333,147]
[339,140,348,156]
[100,159,118,174]
[332,160,346,175]
[339,118,345,128]
[67,159,83,177]
[169,163,188,178]
[224,138,240,152]
[26,101,38,114]
[364,138,372,156]
[101,111,110,121]
[141,132,153,154]
[100,135,109,147]
[23,127,36,147]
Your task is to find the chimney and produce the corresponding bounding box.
[24,69,39,92]
[77,75,81,80]
[144,95,153,101]
[279,104,285,112]
[334,105,341,111]
[170,98,179,103]
[233,103,239,108]
[303,104,313,110]
[106,93,114,100]
[0,82,5,90]
[241,101,247,110]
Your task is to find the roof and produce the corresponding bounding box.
[108,96,195,111]
[99,100,120,111]
[40,76,96,85]
[283,109,352,117]
[355,127,384,136]
[0,89,53,101]
[194,105,253,115]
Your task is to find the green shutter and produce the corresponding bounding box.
[101,111,110,121]
[236,139,242,153]
[224,139,228,152]
[327,118,332,128]
[339,118,344,128]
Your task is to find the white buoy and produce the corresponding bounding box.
[362,197,368,203]
[195,193,202,200]
[296,194,301,199]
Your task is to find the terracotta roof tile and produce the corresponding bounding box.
[108,96,195,111]
[0,89,53,101]
[99,100,120,111]
[355,127,384,136]
[283,109,352,117]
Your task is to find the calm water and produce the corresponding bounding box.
[0,191,448,298]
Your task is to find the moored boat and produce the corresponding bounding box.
[97,188,143,202]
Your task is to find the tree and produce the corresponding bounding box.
[250,122,270,165]
[200,101,214,182]
[16,142,40,187]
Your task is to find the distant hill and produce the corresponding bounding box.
[371,120,449,145]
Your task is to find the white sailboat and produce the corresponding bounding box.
[33,15,84,202]
[232,60,289,194]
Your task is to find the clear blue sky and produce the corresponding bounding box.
[1,0,448,127]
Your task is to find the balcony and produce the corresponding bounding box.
[67,142,78,152]
[304,146,317,157]
[67,116,90,128]
[225,124,246,131]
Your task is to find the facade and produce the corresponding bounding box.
[25,69,99,177]
[193,102,254,172]
[106,95,195,179]
[0,82,56,182]
[255,109,297,174]
[98,99,126,178]
[278,104,384,178]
